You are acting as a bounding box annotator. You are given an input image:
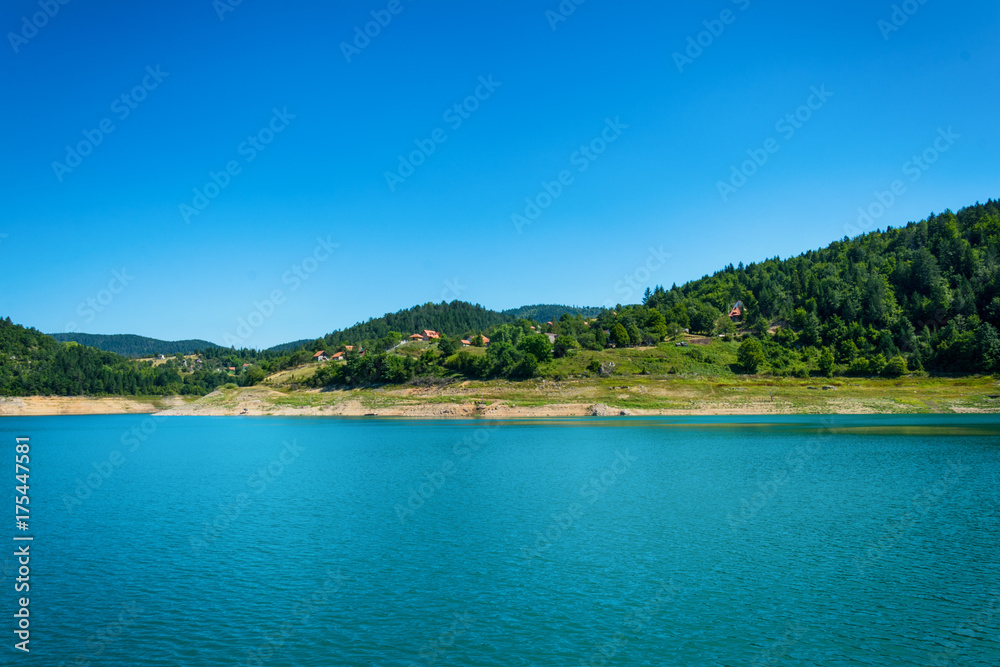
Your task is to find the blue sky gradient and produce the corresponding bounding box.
[1,0,998,347]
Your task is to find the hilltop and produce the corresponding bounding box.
[2,198,999,412]
[48,332,216,357]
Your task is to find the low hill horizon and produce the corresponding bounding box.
[48,333,218,358]
[50,303,604,355]
[5,196,998,397]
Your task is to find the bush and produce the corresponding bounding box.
[517,334,553,363]
[437,336,457,357]
[737,338,766,374]
[610,323,630,347]
[847,358,870,375]
[553,335,580,358]
[243,367,266,386]
[511,353,539,379]
[818,347,836,378]
[222,383,238,390]
[881,355,908,377]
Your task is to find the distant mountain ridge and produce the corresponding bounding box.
[5,196,1000,394]
[48,333,216,357]
[47,302,599,355]
[267,338,316,353]
[501,304,603,322]
[314,301,511,349]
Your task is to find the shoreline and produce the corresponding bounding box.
[3,376,999,417]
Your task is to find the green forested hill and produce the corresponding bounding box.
[48,333,215,357]
[4,198,1000,394]
[267,338,316,353]
[309,199,1000,385]
[0,320,300,396]
[316,301,514,348]
[1,320,188,395]
[502,304,602,322]
[640,199,1000,374]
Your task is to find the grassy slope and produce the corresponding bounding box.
[246,340,1000,414]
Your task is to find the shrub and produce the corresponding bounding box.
[737,337,766,374]
[553,335,580,358]
[881,355,908,377]
[818,347,836,377]
[847,358,870,375]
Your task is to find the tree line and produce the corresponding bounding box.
[3,198,999,394]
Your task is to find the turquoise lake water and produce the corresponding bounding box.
[2,414,999,665]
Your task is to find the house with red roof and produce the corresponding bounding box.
[728,301,744,320]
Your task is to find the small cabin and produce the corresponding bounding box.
[728,301,744,320]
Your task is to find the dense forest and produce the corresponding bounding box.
[0,319,309,396]
[312,301,512,349]
[639,199,1000,376]
[2,199,998,395]
[501,304,603,323]
[309,200,1000,385]
[49,333,215,357]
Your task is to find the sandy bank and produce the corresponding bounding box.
[0,396,165,416]
[2,379,998,417]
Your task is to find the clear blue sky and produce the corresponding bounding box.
[1,0,998,348]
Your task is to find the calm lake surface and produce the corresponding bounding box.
[4,414,999,666]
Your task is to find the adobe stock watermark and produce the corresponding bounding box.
[844,127,959,237]
[52,65,169,182]
[179,107,295,223]
[7,0,72,54]
[926,589,999,667]
[385,75,501,192]
[853,459,968,576]
[511,117,628,233]
[749,621,806,666]
[61,414,166,513]
[67,601,145,665]
[440,277,467,302]
[191,439,304,554]
[717,84,833,202]
[580,579,683,666]
[602,246,671,309]
[672,0,751,73]
[407,612,475,667]
[239,568,349,667]
[394,423,499,525]
[878,0,928,41]
[213,0,245,21]
[521,449,637,565]
[222,235,337,346]
[340,0,414,63]
[62,267,135,333]
[726,416,834,530]
[545,0,586,31]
